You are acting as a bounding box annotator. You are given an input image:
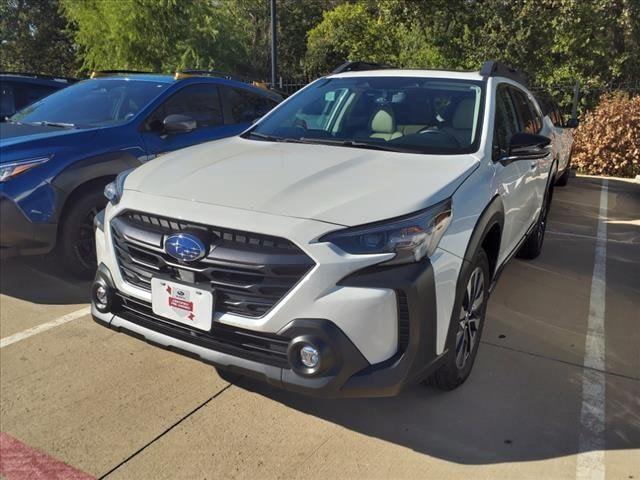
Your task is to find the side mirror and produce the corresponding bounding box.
[500,132,551,163]
[564,118,579,129]
[162,114,196,134]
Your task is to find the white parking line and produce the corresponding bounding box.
[0,306,91,349]
[576,179,608,480]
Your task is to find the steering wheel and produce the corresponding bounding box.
[293,118,308,131]
[417,126,461,147]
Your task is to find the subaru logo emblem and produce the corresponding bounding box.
[164,233,207,262]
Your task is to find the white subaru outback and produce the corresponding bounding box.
[92,61,556,397]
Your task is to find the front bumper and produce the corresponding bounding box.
[92,259,444,398]
[93,192,459,398]
[0,197,57,258]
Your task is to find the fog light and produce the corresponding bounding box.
[92,280,112,312]
[300,344,319,368]
[95,284,108,305]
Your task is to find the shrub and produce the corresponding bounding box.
[572,92,640,178]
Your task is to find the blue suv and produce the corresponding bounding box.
[0,71,281,276]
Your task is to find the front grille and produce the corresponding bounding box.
[114,293,289,367]
[111,211,315,318]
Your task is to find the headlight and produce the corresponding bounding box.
[0,156,50,182]
[104,168,134,204]
[319,199,452,265]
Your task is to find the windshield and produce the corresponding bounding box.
[248,76,485,154]
[10,79,169,128]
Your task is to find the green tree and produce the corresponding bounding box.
[234,0,341,81]
[0,0,78,76]
[61,0,248,74]
[305,0,640,109]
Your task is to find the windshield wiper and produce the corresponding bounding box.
[245,131,307,144]
[29,121,75,128]
[298,137,413,153]
[247,132,414,152]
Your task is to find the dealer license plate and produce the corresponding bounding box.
[150,278,213,331]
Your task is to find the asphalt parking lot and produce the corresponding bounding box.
[0,176,638,480]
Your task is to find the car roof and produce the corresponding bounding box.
[88,73,282,101]
[0,73,76,87]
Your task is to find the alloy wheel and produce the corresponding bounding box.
[455,266,485,369]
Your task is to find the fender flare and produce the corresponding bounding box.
[51,151,142,222]
[460,194,505,273]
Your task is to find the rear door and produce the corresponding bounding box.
[552,104,573,171]
[141,83,238,158]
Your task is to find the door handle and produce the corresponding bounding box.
[530,162,537,170]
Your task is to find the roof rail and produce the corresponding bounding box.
[0,71,77,83]
[331,61,395,75]
[175,69,252,83]
[90,70,153,78]
[480,61,527,86]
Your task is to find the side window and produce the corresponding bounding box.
[510,88,540,134]
[297,88,348,129]
[0,82,16,117]
[145,84,223,131]
[227,88,277,123]
[493,85,519,158]
[528,98,543,132]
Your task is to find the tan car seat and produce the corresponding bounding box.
[369,106,402,141]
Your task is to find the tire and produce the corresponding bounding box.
[56,189,107,279]
[428,248,490,390]
[556,158,570,187]
[517,185,552,260]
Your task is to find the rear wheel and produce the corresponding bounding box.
[517,185,552,260]
[556,158,571,187]
[428,248,490,390]
[56,189,107,279]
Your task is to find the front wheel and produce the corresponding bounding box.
[56,189,107,279]
[428,248,490,390]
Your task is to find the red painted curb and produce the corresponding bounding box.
[0,432,95,480]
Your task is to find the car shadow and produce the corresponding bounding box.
[0,256,91,305]
[225,338,639,465]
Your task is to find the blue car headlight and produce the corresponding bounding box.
[319,198,452,265]
[0,156,50,182]
[104,168,134,204]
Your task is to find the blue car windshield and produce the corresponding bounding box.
[248,76,485,154]
[10,79,169,128]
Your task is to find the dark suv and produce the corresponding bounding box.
[1,72,76,121]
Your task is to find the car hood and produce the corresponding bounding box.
[126,137,479,226]
[0,123,101,164]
